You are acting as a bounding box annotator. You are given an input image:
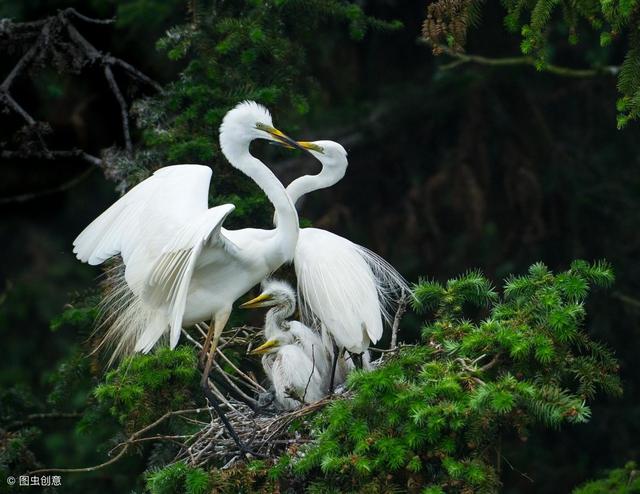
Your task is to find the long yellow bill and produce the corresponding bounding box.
[249,339,279,355]
[239,293,272,309]
[255,123,306,151]
[269,140,324,154]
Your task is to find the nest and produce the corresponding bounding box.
[169,306,406,469]
[176,323,359,468]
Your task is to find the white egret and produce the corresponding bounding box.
[73,101,303,387]
[241,279,328,409]
[276,140,409,386]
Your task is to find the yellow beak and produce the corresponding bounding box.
[270,140,325,154]
[256,123,306,151]
[297,141,325,153]
[239,293,273,309]
[249,339,279,355]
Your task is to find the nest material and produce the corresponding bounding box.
[172,320,396,468]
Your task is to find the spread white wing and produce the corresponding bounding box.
[73,164,237,353]
[295,228,409,353]
[73,165,214,268]
[142,204,235,348]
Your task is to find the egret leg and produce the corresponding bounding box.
[198,310,264,458]
[328,341,340,394]
[352,352,363,370]
[200,378,265,457]
[199,319,214,365]
[200,310,230,387]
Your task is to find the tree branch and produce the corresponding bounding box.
[28,407,212,475]
[390,291,408,350]
[8,412,82,430]
[424,41,620,78]
[0,9,161,168]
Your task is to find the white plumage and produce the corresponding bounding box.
[279,140,410,356]
[243,279,329,409]
[73,102,301,373]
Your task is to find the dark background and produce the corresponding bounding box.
[1,1,638,492]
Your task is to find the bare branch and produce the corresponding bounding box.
[104,64,132,155]
[29,407,212,474]
[0,149,102,166]
[390,291,408,350]
[423,40,620,78]
[8,412,82,429]
[0,9,161,167]
[62,8,116,25]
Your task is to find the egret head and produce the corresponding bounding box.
[249,332,294,355]
[239,279,296,311]
[219,101,302,150]
[298,140,348,178]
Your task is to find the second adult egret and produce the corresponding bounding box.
[276,140,409,386]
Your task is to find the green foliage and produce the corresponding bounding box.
[0,427,41,492]
[573,461,640,493]
[498,1,640,126]
[88,346,199,432]
[279,261,620,492]
[146,461,211,494]
[49,301,99,332]
[426,1,640,126]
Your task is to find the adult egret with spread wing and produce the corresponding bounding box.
[241,279,329,409]
[275,140,409,387]
[73,101,303,386]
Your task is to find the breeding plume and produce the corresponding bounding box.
[242,279,328,409]
[277,140,409,379]
[73,101,302,382]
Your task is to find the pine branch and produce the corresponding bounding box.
[423,40,620,78]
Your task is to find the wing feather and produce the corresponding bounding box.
[73,164,213,266]
[142,204,236,347]
[295,228,409,353]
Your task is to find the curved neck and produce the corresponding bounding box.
[286,169,341,207]
[222,139,298,263]
[272,168,343,226]
[265,302,295,339]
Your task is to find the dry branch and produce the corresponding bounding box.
[0,8,161,176]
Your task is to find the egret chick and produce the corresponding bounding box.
[242,279,329,409]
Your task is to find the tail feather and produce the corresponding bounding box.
[94,260,169,366]
[353,244,412,326]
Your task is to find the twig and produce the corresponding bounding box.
[104,64,132,155]
[211,360,258,407]
[478,353,501,373]
[28,407,211,474]
[613,291,640,310]
[0,9,160,166]
[0,149,102,167]
[423,40,620,78]
[390,291,408,350]
[216,348,267,393]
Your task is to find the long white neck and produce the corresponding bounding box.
[272,167,343,227]
[265,301,295,339]
[222,139,298,264]
[286,170,341,207]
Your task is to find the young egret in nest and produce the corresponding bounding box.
[275,140,409,388]
[241,279,329,409]
[73,101,305,387]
